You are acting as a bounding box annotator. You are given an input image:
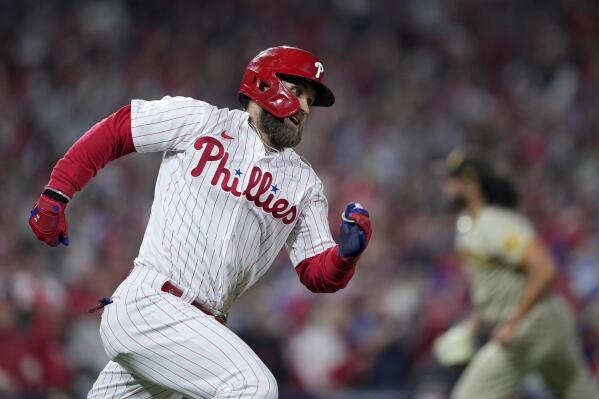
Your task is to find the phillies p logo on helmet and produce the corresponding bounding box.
[314,62,324,78]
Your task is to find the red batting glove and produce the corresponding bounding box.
[28,194,69,247]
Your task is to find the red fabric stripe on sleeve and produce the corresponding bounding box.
[295,245,358,293]
[47,105,135,198]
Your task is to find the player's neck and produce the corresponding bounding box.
[248,119,277,153]
[247,115,283,154]
[466,197,484,218]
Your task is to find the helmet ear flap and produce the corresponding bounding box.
[249,72,270,92]
[240,70,300,118]
[257,79,270,92]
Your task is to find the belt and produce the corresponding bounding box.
[161,281,227,325]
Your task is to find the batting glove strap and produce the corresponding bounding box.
[338,202,372,258]
[28,194,69,247]
[43,186,70,203]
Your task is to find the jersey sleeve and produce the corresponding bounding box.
[486,210,535,266]
[130,96,216,153]
[285,182,336,267]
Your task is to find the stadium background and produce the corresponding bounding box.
[1,0,598,398]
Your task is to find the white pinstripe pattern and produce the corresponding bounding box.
[90,267,277,398]
[90,96,336,398]
[89,360,178,399]
[129,96,335,315]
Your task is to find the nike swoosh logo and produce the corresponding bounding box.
[220,131,234,140]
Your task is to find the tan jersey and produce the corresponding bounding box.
[455,206,535,324]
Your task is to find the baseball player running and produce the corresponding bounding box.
[28,46,372,399]
[442,151,599,399]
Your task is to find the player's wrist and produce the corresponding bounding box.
[46,174,76,200]
[336,245,360,264]
[43,186,70,204]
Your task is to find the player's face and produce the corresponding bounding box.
[256,79,316,150]
[444,176,468,210]
[281,79,316,128]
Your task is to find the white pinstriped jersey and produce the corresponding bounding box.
[130,96,335,315]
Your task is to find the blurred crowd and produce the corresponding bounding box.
[1,0,599,398]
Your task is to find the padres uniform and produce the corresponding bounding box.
[87,96,335,399]
[451,205,599,399]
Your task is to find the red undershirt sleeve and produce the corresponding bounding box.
[295,245,359,293]
[47,105,135,198]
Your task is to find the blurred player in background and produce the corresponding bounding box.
[440,151,599,399]
[27,46,372,398]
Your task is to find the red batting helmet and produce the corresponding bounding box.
[239,46,335,118]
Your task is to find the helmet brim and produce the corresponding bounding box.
[277,73,335,108]
[311,80,335,107]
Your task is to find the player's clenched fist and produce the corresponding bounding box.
[339,202,372,258]
[28,191,69,247]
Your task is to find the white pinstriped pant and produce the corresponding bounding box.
[87,267,277,399]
